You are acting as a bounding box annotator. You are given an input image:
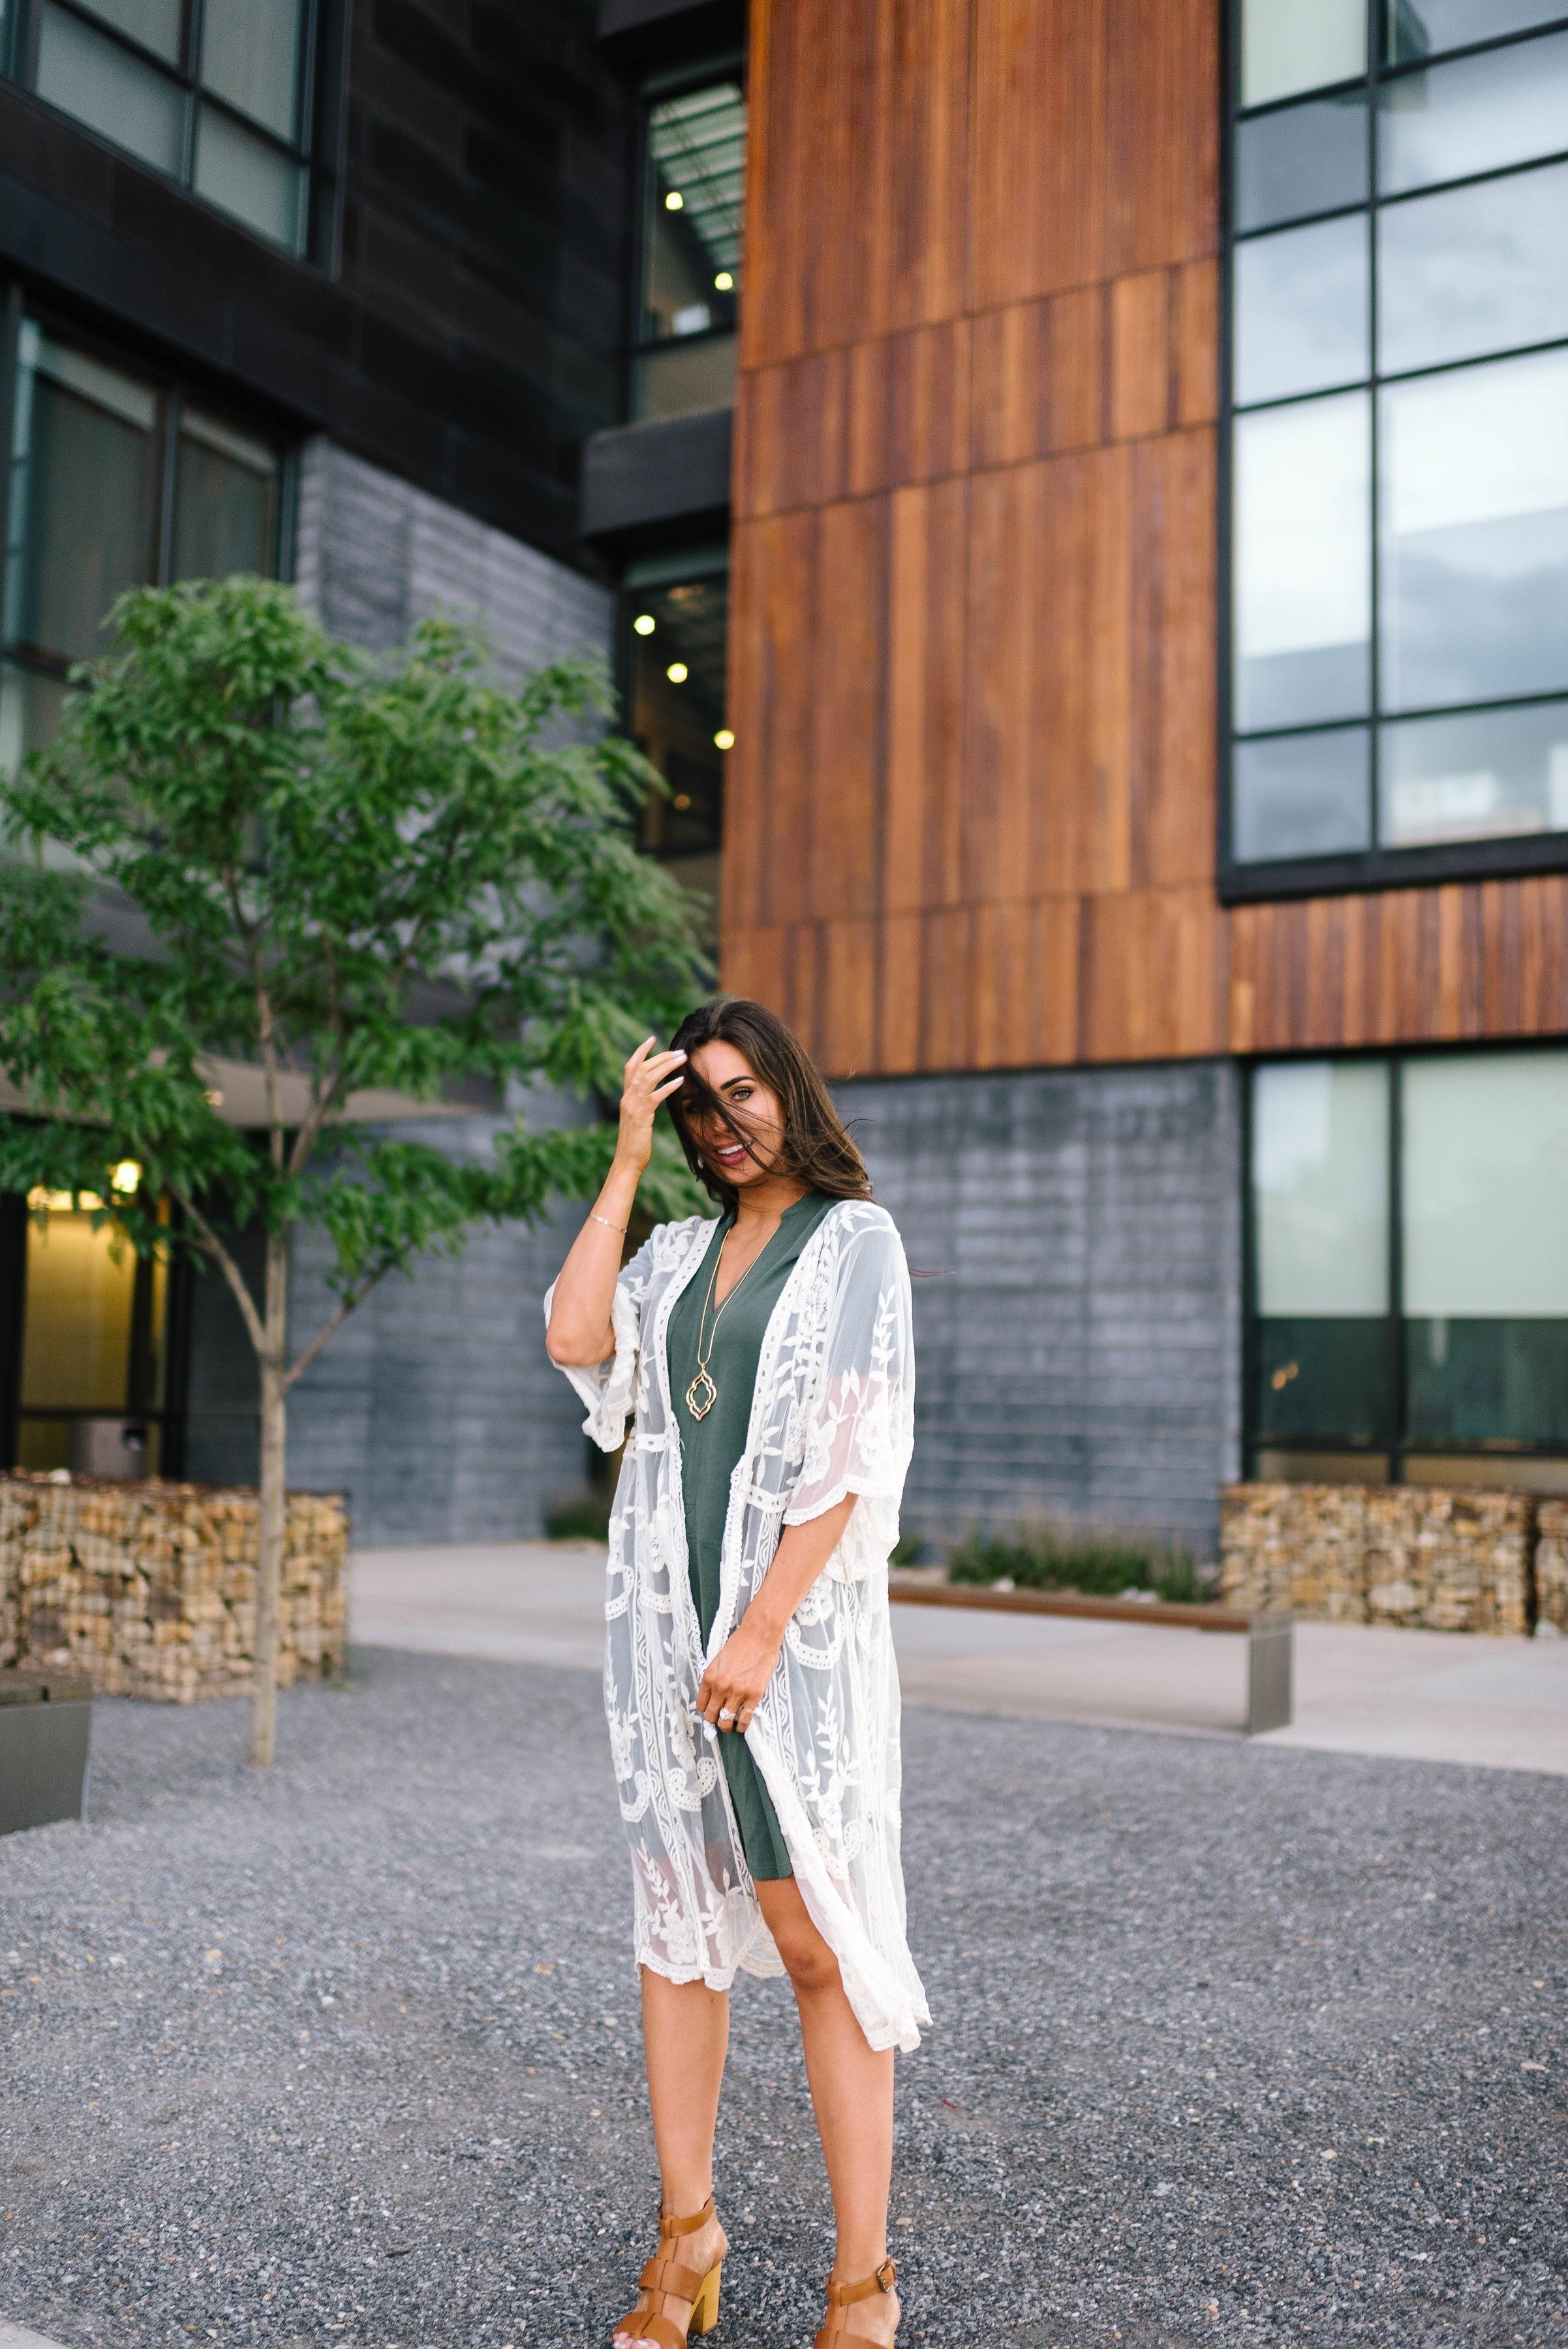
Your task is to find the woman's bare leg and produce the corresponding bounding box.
[612,1968,729,2348]
[756,1879,899,2344]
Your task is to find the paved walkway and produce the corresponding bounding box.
[350,1542,1568,1775]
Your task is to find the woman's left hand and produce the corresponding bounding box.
[696,1616,782,1734]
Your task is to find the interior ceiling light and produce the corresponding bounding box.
[666,662,688,683]
[715,729,735,750]
[665,190,684,210]
[633,613,656,636]
[714,271,733,291]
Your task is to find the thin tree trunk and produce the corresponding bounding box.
[247,1229,290,1769]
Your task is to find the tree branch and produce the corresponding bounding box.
[173,1188,269,1360]
[283,1268,389,1390]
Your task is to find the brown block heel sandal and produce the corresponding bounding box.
[815,2256,897,2347]
[615,2196,724,2347]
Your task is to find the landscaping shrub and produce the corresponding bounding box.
[945,1523,1213,1602]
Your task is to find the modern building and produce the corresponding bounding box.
[3,0,1567,1556]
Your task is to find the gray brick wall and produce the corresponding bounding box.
[833,1062,1244,1558]
[283,1106,598,1546]
[293,438,614,679]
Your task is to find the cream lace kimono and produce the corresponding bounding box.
[547,1197,930,2055]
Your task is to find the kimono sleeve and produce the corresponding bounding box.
[543,1228,657,1452]
[782,1214,914,1528]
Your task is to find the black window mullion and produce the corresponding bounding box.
[181,0,200,187]
[155,390,180,589]
[1366,0,1381,855]
[1387,1056,1404,1484]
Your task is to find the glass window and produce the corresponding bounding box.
[1386,0,1568,69]
[1234,89,1368,232]
[1402,1054,1568,1448]
[16,1188,172,1477]
[4,324,161,667]
[1233,726,1371,861]
[1233,392,1371,731]
[1231,12,1568,871]
[634,80,746,423]
[194,105,306,248]
[1381,699,1568,845]
[1242,0,1366,107]
[1250,1049,1568,1475]
[172,410,280,582]
[1233,214,1369,403]
[1377,31,1568,196]
[200,0,302,139]
[36,1,185,176]
[626,566,730,928]
[1252,1059,1390,1447]
[1379,348,1568,713]
[1377,162,1568,376]
[2,319,283,771]
[24,0,315,255]
[72,0,181,61]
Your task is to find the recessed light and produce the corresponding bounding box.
[633,613,655,636]
[714,271,733,292]
[666,662,688,683]
[665,191,684,211]
[715,728,735,750]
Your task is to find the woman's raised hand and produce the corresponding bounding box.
[616,1036,687,1174]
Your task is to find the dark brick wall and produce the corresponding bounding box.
[0,0,631,564]
[834,1062,1245,1558]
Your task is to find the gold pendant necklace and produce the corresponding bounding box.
[685,1225,760,1420]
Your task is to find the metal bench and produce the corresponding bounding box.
[885,1576,1294,1737]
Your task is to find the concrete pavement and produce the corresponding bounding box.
[349,1541,1568,1775]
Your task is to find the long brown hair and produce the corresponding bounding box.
[666,996,874,1215]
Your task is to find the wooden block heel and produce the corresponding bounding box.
[689,2263,722,2335]
[615,2195,724,2348]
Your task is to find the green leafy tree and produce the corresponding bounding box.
[0,577,705,1763]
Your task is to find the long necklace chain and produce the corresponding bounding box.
[684,1224,762,1421]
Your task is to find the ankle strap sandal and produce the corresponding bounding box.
[814,2256,897,2346]
[615,2195,723,2348]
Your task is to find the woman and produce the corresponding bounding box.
[546,997,928,2349]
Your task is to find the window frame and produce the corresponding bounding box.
[0,290,296,728]
[1242,1037,1568,1481]
[1218,3,1568,904]
[0,0,343,265]
[627,52,746,425]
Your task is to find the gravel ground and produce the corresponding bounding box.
[0,1646,1563,2349]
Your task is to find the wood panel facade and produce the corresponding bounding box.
[722,0,1568,1073]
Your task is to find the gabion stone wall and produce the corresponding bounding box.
[1220,1482,1534,1636]
[1535,1500,1568,1635]
[0,1473,346,1702]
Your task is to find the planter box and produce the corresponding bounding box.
[0,1670,93,1835]
[1221,1482,1533,1636]
[0,1473,346,1702]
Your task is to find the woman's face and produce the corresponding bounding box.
[683,1040,786,1188]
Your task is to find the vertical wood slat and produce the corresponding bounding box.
[726,0,1568,1075]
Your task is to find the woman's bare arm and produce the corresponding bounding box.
[694,1494,858,1727]
[545,1037,686,1368]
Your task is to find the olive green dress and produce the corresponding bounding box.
[666,1190,838,1882]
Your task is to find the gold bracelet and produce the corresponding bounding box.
[589,1211,628,1235]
